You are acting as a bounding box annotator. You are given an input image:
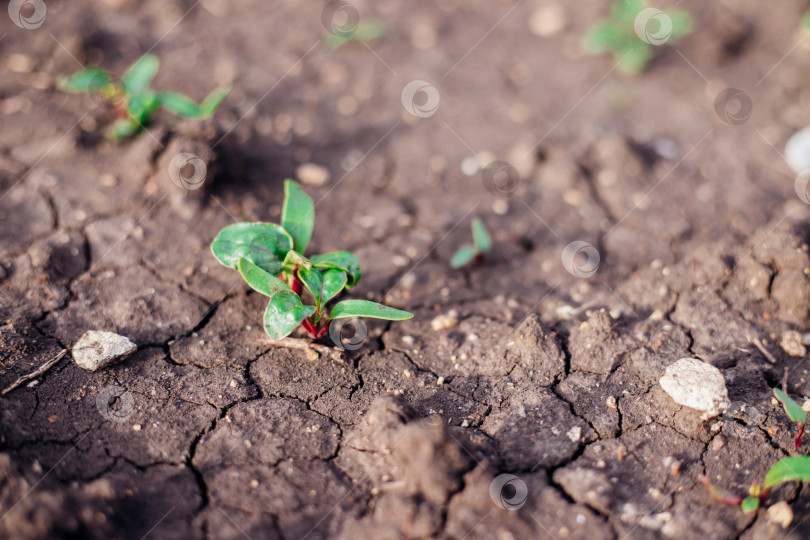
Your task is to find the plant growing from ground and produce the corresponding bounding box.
[582,0,692,74]
[324,19,386,50]
[451,218,491,269]
[57,54,230,141]
[211,180,412,357]
[774,387,807,449]
[702,455,810,512]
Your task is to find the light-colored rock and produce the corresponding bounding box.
[72,330,137,372]
[785,127,810,174]
[780,330,807,357]
[431,310,459,331]
[659,358,729,418]
[767,501,793,528]
[529,5,566,37]
[296,162,330,186]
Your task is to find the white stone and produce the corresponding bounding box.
[767,501,793,528]
[72,330,137,372]
[659,358,729,419]
[431,310,458,331]
[296,163,330,186]
[785,127,810,174]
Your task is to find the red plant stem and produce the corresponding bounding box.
[315,319,331,339]
[291,276,302,295]
[795,422,805,449]
[301,318,317,337]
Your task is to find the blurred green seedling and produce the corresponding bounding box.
[451,218,492,269]
[774,387,807,449]
[702,455,810,513]
[324,19,386,49]
[56,54,229,141]
[211,180,413,345]
[582,0,692,74]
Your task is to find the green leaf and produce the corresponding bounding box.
[764,456,810,490]
[803,10,810,32]
[297,265,324,306]
[613,0,645,24]
[616,42,654,74]
[471,218,491,254]
[311,251,361,288]
[282,250,311,273]
[281,180,315,253]
[329,299,413,321]
[237,258,314,339]
[56,67,113,94]
[668,11,693,40]
[451,245,476,269]
[774,388,807,424]
[122,54,159,96]
[324,19,387,49]
[582,20,625,53]
[126,91,159,125]
[157,85,230,119]
[321,269,347,305]
[740,497,760,513]
[211,223,293,274]
[107,118,141,141]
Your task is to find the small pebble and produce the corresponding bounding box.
[710,436,726,451]
[296,163,330,186]
[606,396,617,408]
[431,310,459,331]
[566,426,581,442]
[529,4,566,37]
[780,330,807,357]
[767,501,793,528]
[785,128,810,174]
[659,358,729,419]
[132,424,141,432]
[72,330,137,372]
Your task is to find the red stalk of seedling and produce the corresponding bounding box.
[796,422,805,449]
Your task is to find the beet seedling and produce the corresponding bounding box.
[57,54,229,141]
[702,455,810,513]
[583,0,692,74]
[774,387,807,449]
[451,218,491,269]
[211,180,412,357]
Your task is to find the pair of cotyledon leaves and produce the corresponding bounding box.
[211,180,412,340]
[57,54,229,140]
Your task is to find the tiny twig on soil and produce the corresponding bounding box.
[1,349,67,396]
[248,337,344,363]
[750,336,778,364]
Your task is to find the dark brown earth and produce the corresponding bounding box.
[3,0,810,538]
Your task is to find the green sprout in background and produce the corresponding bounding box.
[774,387,807,449]
[324,19,386,50]
[451,218,491,269]
[211,180,412,355]
[57,54,230,141]
[583,0,692,74]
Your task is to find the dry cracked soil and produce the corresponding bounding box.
[3,0,810,539]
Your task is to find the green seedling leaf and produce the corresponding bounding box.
[108,118,141,142]
[471,218,491,253]
[325,19,387,50]
[211,223,293,274]
[321,269,347,306]
[774,387,807,449]
[740,497,760,513]
[669,11,693,38]
[582,20,624,53]
[774,388,806,424]
[803,11,810,32]
[237,258,315,339]
[281,180,315,253]
[282,250,311,273]
[127,91,160,125]
[56,67,113,93]
[763,456,810,491]
[329,299,413,321]
[451,245,476,269]
[157,85,230,119]
[122,54,159,96]
[311,251,361,288]
[297,265,324,305]
[616,43,654,75]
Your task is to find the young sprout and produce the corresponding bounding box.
[702,455,810,512]
[774,387,807,449]
[582,0,692,74]
[324,19,387,50]
[211,180,413,348]
[451,218,492,269]
[56,54,230,141]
